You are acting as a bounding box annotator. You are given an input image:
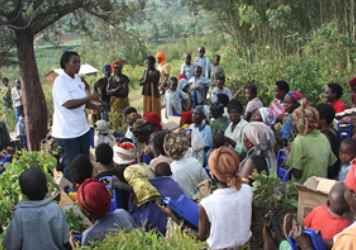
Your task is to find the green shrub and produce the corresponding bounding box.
[0,151,58,229]
[78,228,205,250]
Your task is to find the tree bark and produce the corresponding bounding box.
[14,28,48,150]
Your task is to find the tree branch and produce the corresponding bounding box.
[31,1,86,35]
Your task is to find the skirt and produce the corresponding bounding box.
[109,97,129,131]
[143,95,161,119]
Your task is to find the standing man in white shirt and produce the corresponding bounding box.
[11,79,23,123]
[52,51,100,180]
[195,47,210,79]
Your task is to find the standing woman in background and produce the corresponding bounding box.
[141,55,161,118]
[107,60,130,131]
[52,51,100,180]
[156,51,171,94]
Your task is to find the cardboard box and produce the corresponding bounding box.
[296,177,337,223]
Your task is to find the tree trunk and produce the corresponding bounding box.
[15,29,48,151]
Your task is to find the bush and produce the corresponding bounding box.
[0,151,58,229]
[78,228,205,250]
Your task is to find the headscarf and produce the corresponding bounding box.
[156,51,166,65]
[180,111,192,126]
[123,164,160,206]
[292,99,320,135]
[243,122,276,171]
[286,91,303,103]
[208,146,241,190]
[113,142,137,165]
[259,107,276,126]
[144,112,162,130]
[111,59,126,72]
[345,162,356,193]
[164,132,190,160]
[77,179,111,219]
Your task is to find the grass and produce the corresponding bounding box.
[78,228,205,250]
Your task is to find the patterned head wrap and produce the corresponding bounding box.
[77,179,111,219]
[164,132,190,160]
[208,146,241,190]
[243,122,276,170]
[286,91,303,103]
[259,107,276,126]
[156,51,166,64]
[292,99,320,135]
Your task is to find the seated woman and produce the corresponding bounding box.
[77,179,135,246]
[164,131,210,198]
[286,100,337,183]
[123,164,167,234]
[199,147,252,250]
[148,130,172,172]
[279,91,302,145]
[239,122,276,179]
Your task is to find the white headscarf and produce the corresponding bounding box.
[259,107,276,127]
[243,122,276,171]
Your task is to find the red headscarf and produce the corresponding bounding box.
[156,51,166,65]
[345,161,356,193]
[178,73,186,80]
[77,179,111,218]
[180,111,192,126]
[143,112,162,129]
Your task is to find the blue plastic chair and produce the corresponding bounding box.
[98,175,121,211]
[150,177,185,199]
[288,229,327,250]
[276,149,290,182]
[163,194,199,230]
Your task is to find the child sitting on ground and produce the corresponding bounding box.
[95,143,132,210]
[283,182,351,249]
[244,83,263,121]
[153,162,172,177]
[77,179,135,246]
[209,103,229,136]
[123,107,140,143]
[224,99,249,155]
[210,75,232,105]
[69,154,94,187]
[199,147,252,249]
[338,138,356,181]
[304,182,351,245]
[165,77,189,117]
[4,167,70,250]
[190,105,213,166]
